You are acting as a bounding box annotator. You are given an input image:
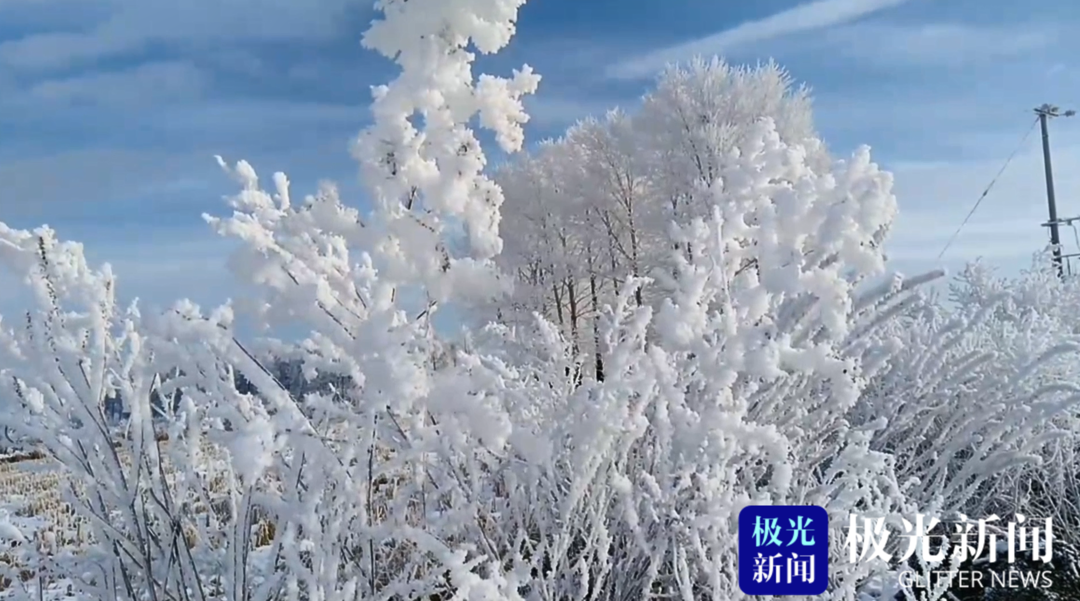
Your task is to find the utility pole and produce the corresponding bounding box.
[1035,103,1074,278]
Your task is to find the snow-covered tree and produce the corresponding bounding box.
[492,58,837,375]
[636,58,825,227]
[4,3,1080,601]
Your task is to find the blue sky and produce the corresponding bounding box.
[2,0,1080,317]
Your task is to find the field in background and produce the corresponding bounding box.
[0,442,275,599]
[0,454,85,594]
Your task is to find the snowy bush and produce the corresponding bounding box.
[1,1,1080,600]
[0,226,242,600]
[940,259,1080,548]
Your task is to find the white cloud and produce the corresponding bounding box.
[100,237,238,308]
[883,143,1080,268]
[821,22,1056,67]
[0,0,371,71]
[28,61,207,105]
[0,148,217,215]
[523,95,620,128]
[0,95,370,214]
[157,100,364,133]
[605,0,912,80]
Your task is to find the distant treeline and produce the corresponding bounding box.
[102,356,356,424]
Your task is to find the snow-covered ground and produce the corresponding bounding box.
[0,1,1078,600]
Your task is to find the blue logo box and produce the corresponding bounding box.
[738,505,829,595]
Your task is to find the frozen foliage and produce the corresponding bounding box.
[0,226,242,600]
[487,59,883,380]
[942,259,1080,550]
[1,2,1080,601]
[487,56,1080,600]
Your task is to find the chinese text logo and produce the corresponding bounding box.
[738,505,829,595]
[848,513,1055,592]
[847,513,1053,564]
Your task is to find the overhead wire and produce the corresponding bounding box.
[934,116,1040,262]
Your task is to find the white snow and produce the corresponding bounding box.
[0,2,1078,601]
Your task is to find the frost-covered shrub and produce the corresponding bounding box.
[940,260,1080,544]
[0,227,243,601]
[851,269,1080,514]
[1,1,1080,601]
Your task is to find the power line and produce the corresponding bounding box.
[935,116,1040,262]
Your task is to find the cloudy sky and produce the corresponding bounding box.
[1,0,1079,316]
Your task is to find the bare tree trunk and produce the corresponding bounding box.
[566,276,582,387]
[552,281,564,327]
[587,248,604,382]
[626,199,644,307]
[533,261,548,318]
[567,277,579,352]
